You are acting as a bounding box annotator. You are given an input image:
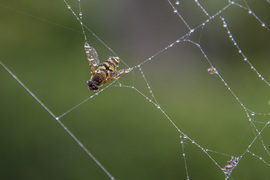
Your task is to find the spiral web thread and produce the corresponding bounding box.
[1,0,270,179]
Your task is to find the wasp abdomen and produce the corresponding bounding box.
[99,57,119,72]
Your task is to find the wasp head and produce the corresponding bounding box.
[87,80,99,91]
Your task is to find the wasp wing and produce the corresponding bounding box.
[113,67,133,80]
[84,42,100,67]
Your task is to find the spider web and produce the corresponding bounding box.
[1,0,270,179]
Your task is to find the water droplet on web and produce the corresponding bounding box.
[174,9,178,13]
[176,0,180,5]
[251,112,255,116]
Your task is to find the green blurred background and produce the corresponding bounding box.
[0,0,269,179]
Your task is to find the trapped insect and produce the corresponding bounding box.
[207,66,217,74]
[84,42,131,91]
[222,156,239,175]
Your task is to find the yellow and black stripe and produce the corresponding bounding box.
[99,57,119,73]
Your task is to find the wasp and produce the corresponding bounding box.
[84,42,131,91]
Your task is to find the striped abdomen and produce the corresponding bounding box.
[98,57,119,73]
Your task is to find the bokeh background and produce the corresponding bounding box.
[0,0,269,179]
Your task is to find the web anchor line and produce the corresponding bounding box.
[0,61,115,180]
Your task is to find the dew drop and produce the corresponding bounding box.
[176,0,180,5]
[251,112,255,116]
[174,9,178,13]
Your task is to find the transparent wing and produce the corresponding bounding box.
[84,42,100,66]
[113,67,133,80]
